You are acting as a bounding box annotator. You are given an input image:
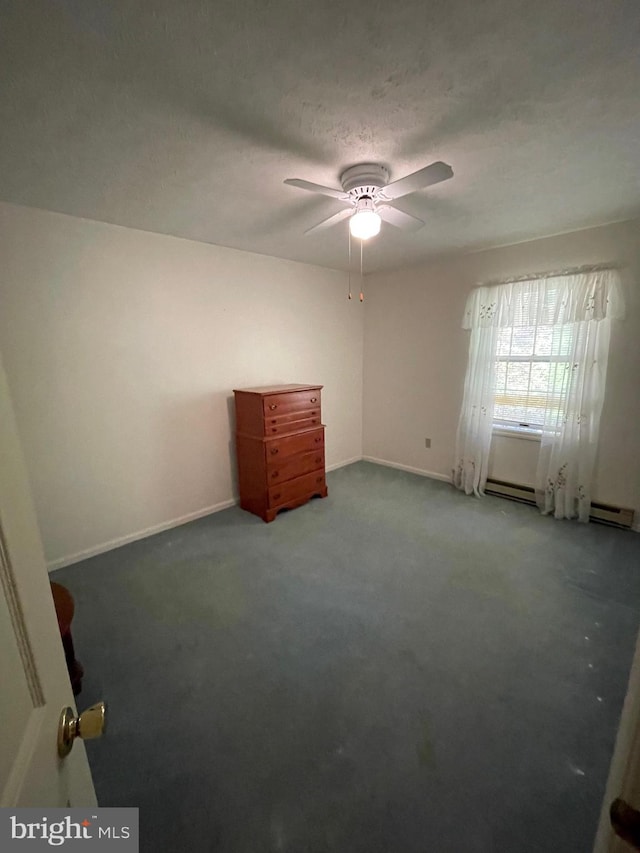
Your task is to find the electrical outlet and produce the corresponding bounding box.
[425,438,431,448]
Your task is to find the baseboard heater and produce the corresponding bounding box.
[484,478,635,529]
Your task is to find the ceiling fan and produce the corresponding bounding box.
[284,161,453,239]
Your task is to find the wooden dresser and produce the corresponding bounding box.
[233,384,328,522]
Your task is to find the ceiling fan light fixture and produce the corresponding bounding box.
[349,197,381,240]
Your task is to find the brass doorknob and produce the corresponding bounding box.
[57,701,107,758]
[610,797,640,850]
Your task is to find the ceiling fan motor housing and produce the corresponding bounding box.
[285,160,452,234]
[340,163,390,200]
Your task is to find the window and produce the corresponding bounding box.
[454,268,623,517]
[493,296,574,436]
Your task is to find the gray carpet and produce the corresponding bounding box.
[53,461,640,853]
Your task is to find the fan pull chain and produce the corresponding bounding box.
[347,229,352,300]
[359,240,364,302]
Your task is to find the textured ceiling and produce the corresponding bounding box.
[1,0,639,272]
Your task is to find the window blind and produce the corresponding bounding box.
[493,292,574,430]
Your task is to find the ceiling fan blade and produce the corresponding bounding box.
[377,205,425,231]
[284,178,350,201]
[380,161,454,201]
[304,207,353,235]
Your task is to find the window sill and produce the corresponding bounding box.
[492,427,542,442]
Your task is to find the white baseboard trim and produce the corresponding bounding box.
[48,457,452,570]
[47,458,635,570]
[326,456,362,472]
[47,498,237,572]
[48,458,364,570]
[362,456,452,483]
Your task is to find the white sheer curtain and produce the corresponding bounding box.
[452,320,498,496]
[453,268,624,519]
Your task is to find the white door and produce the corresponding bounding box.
[594,626,640,852]
[0,355,97,807]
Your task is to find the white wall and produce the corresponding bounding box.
[0,203,363,568]
[363,219,640,514]
[1,205,636,568]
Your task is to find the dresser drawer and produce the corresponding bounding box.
[267,450,325,486]
[266,428,324,462]
[264,415,322,437]
[264,407,321,428]
[269,470,326,508]
[262,389,321,418]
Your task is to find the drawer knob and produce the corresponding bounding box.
[315,457,321,463]
[270,448,279,455]
[273,493,281,500]
[272,471,279,478]
[315,437,321,443]
[316,477,322,484]
[271,428,277,433]
[269,404,278,410]
[310,397,318,403]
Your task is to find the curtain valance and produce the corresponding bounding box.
[462,269,624,329]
